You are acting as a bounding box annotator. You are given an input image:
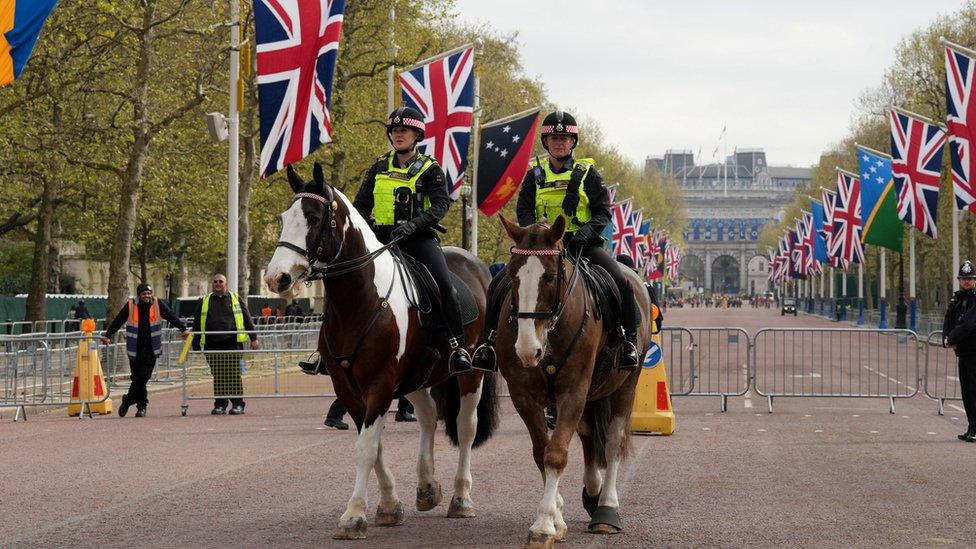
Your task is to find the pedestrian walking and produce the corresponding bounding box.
[101,284,188,417]
[944,260,976,442]
[192,274,259,415]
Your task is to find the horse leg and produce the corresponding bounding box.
[448,375,483,518]
[372,439,404,526]
[578,420,604,518]
[589,415,628,535]
[333,413,387,540]
[406,388,442,512]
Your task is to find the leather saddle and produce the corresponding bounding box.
[574,257,622,333]
[397,251,479,330]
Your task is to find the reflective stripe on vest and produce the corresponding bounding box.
[372,152,435,226]
[125,298,163,358]
[532,157,594,232]
[199,292,248,346]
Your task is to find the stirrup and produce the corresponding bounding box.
[299,356,325,375]
[617,341,640,371]
[471,343,497,372]
[449,347,473,376]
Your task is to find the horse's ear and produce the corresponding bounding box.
[310,162,324,195]
[549,215,567,244]
[500,215,526,244]
[286,164,303,194]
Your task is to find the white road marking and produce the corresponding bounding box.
[869,430,879,434]
[948,404,966,413]
[757,429,766,432]
[744,399,753,409]
[804,414,812,417]
[702,427,711,431]
[852,414,860,418]
[861,364,916,391]
[927,432,938,435]
[814,429,824,433]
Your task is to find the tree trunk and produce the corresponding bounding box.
[25,105,63,325]
[106,4,156,317]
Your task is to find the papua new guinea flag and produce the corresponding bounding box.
[477,108,540,216]
[0,0,58,87]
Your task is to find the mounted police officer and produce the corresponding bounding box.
[472,110,641,371]
[102,283,188,417]
[944,260,976,442]
[352,106,472,375]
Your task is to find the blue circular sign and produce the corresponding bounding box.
[642,342,662,369]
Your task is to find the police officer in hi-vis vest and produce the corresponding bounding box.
[352,106,473,375]
[192,274,259,415]
[944,260,976,442]
[102,283,188,417]
[472,110,641,371]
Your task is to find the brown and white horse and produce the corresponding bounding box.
[264,163,497,541]
[496,215,648,548]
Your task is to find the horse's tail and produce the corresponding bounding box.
[583,396,614,468]
[436,372,499,448]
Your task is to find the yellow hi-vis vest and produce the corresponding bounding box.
[199,292,248,346]
[372,152,436,226]
[532,156,594,232]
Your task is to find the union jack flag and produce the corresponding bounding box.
[646,230,661,280]
[820,188,849,270]
[399,46,475,198]
[628,209,643,258]
[945,43,976,212]
[801,212,820,276]
[635,220,652,270]
[890,109,946,238]
[774,236,790,283]
[255,0,346,178]
[665,245,680,282]
[830,171,865,264]
[611,198,635,257]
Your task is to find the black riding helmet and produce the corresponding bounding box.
[539,110,579,157]
[386,107,425,151]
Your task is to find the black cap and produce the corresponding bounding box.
[137,283,153,294]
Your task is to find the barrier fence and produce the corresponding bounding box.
[1,326,967,420]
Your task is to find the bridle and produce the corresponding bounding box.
[274,187,401,282]
[509,246,582,333]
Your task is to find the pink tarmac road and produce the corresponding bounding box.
[2,306,974,547]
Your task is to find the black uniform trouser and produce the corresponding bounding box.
[204,340,245,408]
[959,355,976,428]
[398,233,465,341]
[125,351,157,408]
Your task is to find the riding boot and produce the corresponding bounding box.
[443,288,473,375]
[472,272,509,372]
[618,289,641,370]
[298,354,328,375]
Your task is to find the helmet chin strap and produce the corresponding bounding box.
[387,132,417,154]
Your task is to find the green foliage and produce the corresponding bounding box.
[0,243,34,295]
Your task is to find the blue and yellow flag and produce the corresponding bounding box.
[1,0,58,88]
[856,145,903,252]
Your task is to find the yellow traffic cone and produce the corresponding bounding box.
[631,305,675,435]
[68,319,113,417]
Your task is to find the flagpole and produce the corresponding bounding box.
[386,3,396,114]
[829,266,835,320]
[819,268,825,315]
[227,0,240,293]
[879,249,888,328]
[857,261,864,325]
[953,208,960,292]
[468,72,481,255]
[909,228,916,331]
[840,264,847,321]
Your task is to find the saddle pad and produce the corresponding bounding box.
[578,260,621,333]
[400,253,478,330]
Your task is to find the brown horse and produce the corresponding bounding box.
[264,163,498,541]
[496,215,649,548]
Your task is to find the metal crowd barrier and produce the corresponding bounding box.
[683,327,751,412]
[923,331,963,415]
[0,333,111,421]
[753,328,919,413]
[660,327,694,396]
[179,329,329,416]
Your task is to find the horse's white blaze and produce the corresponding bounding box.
[335,192,410,360]
[515,256,546,367]
[264,201,310,291]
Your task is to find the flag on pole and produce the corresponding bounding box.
[399,45,475,198]
[830,170,865,264]
[788,228,805,280]
[628,209,643,258]
[810,200,829,263]
[254,0,346,178]
[476,108,540,216]
[611,198,634,257]
[820,188,849,269]
[857,145,903,252]
[646,230,661,280]
[635,220,652,271]
[890,108,946,238]
[0,0,58,88]
[665,245,680,281]
[945,41,976,212]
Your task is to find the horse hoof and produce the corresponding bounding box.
[554,523,568,542]
[525,531,557,549]
[332,517,368,540]
[374,501,404,526]
[587,505,622,535]
[416,481,442,512]
[447,495,476,518]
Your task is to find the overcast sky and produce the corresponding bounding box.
[452,0,967,168]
